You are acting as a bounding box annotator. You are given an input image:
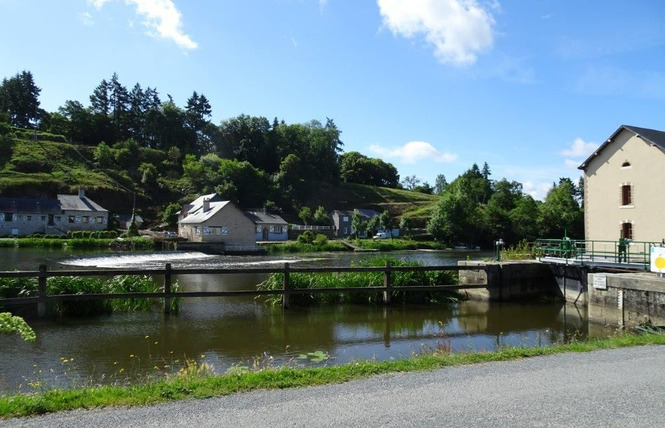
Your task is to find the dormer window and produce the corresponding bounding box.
[621,161,631,168]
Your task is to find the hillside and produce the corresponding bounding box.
[0,129,439,227]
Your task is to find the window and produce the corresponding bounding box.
[55,216,61,222]
[343,216,349,222]
[274,225,282,233]
[3,213,13,222]
[0,213,4,222]
[269,225,275,233]
[221,226,228,235]
[96,216,103,224]
[41,216,46,222]
[256,226,262,233]
[621,222,633,240]
[82,216,89,223]
[621,184,632,206]
[203,226,213,235]
[69,216,75,223]
[24,216,31,221]
[195,226,200,235]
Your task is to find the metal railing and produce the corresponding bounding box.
[535,238,658,270]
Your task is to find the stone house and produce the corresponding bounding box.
[178,194,255,247]
[0,189,108,236]
[244,210,288,241]
[579,125,665,242]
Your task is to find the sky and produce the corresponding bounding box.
[1,0,664,200]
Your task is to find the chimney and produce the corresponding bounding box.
[78,189,85,198]
[203,198,210,212]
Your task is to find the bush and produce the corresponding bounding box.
[297,231,315,244]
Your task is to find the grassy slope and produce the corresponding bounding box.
[306,182,440,227]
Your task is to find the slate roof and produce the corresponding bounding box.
[179,200,231,224]
[0,194,107,214]
[244,211,288,225]
[0,197,61,214]
[57,194,107,212]
[579,125,665,170]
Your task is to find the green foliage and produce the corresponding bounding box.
[162,203,182,228]
[313,206,329,225]
[0,312,36,342]
[298,207,312,225]
[340,151,400,188]
[1,275,179,317]
[257,257,459,306]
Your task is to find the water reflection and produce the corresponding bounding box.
[0,248,596,395]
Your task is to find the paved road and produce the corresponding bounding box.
[3,346,664,427]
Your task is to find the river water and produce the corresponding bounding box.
[0,248,603,395]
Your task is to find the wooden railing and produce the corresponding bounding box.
[0,263,489,316]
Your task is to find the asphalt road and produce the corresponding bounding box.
[3,346,664,427]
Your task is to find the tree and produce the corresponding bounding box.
[298,207,312,225]
[351,211,365,239]
[401,175,421,190]
[427,191,478,245]
[379,210,393,238]
[0,71,41,127]
[185,91,213,155]
[365,216,379,237]
[399,215,413,237]
[161,203,182,228]
[313,206,329,225]
[339,151,400,188]
[539,178,584,238]
[93,141,114,168]
[434,174,448,194]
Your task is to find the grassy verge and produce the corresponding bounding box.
[1,332,663,418]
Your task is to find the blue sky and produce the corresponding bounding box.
[2,0,664,199]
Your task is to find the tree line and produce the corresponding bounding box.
[425,163,584,247]
[0,71,400,204]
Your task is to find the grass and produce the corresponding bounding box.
[0,237,155,250]
[0,332,663,418]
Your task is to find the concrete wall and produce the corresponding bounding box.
[584,128,665,242]
[588,272,665,327]
[458,260,563,302]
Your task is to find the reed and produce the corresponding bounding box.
[0,275,179,316]
[257,256,459,306]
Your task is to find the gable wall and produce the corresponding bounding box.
[584,129,665,242]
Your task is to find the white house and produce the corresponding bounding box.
[579,125,665,243]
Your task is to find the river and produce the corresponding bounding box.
[0,247,602,395]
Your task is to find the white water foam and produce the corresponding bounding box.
[60,252,215,268]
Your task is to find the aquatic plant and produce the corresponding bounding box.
[257,256,460,306]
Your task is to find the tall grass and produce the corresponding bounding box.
[257,256,459,306]
[0,275,179,317]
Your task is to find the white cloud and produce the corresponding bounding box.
[560,137,598,171]
[87,0,197,50]
[561,137,599,158]
[377,0,496,66]
[369,141,458,164]
[522,181,554,201]
[79,12,94,26]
